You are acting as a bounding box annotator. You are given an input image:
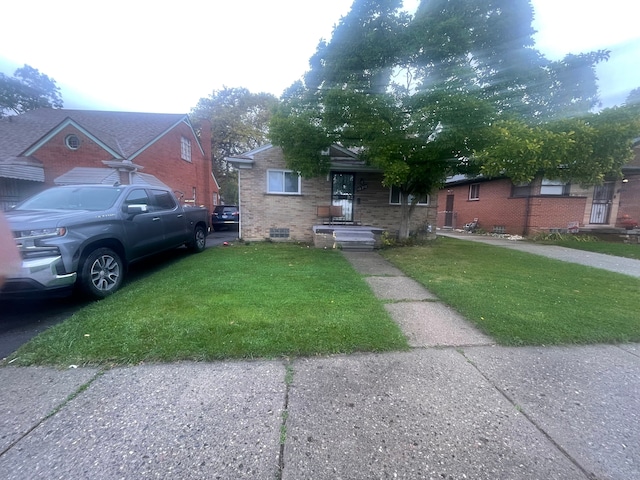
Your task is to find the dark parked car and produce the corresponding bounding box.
[211,205,239,231]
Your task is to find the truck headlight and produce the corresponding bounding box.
[19,227,67,238]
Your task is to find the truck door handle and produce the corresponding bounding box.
[152,217,161,221]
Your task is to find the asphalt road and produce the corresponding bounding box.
[0,230,238,360]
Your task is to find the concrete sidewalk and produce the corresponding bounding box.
[438,230,640,278]
[1,249,639,479]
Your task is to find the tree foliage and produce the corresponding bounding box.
[626,87,640,107]
[477,107,640,185]
[269,0,638,237]
[0,64,63,117]
[190,87,278,203]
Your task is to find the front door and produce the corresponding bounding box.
[590,182,614,224]
[331,173,354,222]
[444,194,454,227]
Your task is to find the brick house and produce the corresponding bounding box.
[618,142,640,229]
[436,143,640,236]
[0,109,219,212]
[227,144,436,247]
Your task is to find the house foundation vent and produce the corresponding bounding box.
[269,228,290,239]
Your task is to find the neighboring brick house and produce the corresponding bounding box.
[227,144,436,247]
[0,109,219,212]
[437,144,640,236]
[618,142,640,229]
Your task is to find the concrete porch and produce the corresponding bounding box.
[312,225,386,250]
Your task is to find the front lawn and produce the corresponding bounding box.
[9,243,408,366]
[381,237,640,345]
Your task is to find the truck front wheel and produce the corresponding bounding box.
[80,248,124,299]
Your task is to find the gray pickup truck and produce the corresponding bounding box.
[3,184,209,299]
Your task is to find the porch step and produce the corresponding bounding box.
[333,229,376,251]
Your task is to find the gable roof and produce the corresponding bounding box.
[0,108,194,162]
[0,108,200,182]
[227,143,381,172]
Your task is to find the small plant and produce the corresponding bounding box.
[380,231,397,248]
[532,232,598,243]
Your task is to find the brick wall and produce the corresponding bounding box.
[238,147,437,243]
[437,178,590,235]
[351,171,435,237]
[618,145,640,226]
[34,126,112,184]
[437,179,528,234]
[528,196,587,233]
[617,174,640,227]
[132,122,216,212]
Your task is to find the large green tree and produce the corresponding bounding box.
[190,87,278,203]
[0,64,63,117]
[270,0,634,237]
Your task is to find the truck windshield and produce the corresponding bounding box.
[17,187,124,211]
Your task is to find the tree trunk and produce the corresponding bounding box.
[397,191,416,239]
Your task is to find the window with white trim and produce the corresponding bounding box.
[180,137,192,162]
[469,183,480,200]
[65,134,80,150]
[540,178,568,195]
[389,186,429,205]
[267,169,301,194]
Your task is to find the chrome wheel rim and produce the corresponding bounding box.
[195,228,206,249]
[90,254,120,291]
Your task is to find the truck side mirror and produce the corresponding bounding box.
[124,204,148,215]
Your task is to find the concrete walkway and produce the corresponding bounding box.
[438,230,640,278]
[1,244,639,479]
[342,251,494,348]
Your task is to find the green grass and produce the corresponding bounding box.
[10,243,408,366]
[381,237,640,346]
[538,239,640,260]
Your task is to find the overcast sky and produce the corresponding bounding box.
[1,0,638,113]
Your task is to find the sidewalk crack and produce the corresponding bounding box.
[0,368,105,458]
[456,349,597,480]
[276,359,294,480]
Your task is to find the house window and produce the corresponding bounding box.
[180,137,192,162]
[540,178,568,196]
[469,183,480,200]
[389,186,429,205]
[511,182,530,197]
[267,170,301,194]
[65,134,80,150]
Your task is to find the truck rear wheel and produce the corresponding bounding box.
[80,248,124,299]
[188,225,207,253]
